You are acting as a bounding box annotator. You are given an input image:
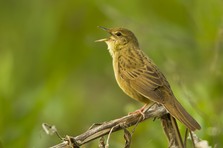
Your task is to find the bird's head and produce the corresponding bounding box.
[96,26,139,56]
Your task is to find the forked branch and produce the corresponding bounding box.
[44,104,203,148]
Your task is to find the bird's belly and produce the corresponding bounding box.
[113,61,149,104]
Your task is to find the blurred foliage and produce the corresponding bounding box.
[0,0,222,147]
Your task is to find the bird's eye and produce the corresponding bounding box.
[115,32,122,36]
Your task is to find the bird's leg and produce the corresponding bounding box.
[128,104,149,119]
[138,103,149,112]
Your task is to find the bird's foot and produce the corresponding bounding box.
[128,104,148,120]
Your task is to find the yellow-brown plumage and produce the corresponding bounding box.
[96,27,201,131]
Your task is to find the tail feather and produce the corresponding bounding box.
[164,98,201,131]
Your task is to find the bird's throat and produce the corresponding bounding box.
[105,41,115,57]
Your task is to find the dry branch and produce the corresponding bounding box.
[45,104,204,148]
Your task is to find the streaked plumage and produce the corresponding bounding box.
[96,27,201,131]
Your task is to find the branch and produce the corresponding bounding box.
[71,104,167,147]
[44,104,205,148]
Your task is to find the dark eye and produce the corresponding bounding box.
[115,32,122,36]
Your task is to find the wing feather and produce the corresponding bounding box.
[118,49,168,103]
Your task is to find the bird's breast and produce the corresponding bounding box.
[112,57,149,103]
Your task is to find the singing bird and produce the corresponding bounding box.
[96,26,201,131]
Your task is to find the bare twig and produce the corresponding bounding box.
[161,114,183,148]
[123,128,132,148]
[70,104,167,147]
[48,104,167,147]
[45,104,204,148]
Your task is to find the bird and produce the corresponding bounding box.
[95,26,201,131]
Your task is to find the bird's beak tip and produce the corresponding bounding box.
[97,26,109,32]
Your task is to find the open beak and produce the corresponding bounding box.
[95,26,111,42]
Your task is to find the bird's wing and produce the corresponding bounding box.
[118,50,169,103]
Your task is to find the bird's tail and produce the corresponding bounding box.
[163,98,201,131]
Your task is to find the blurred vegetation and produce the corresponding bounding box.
[0,0,222,147]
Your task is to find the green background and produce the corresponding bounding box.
[0,0,222,147]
